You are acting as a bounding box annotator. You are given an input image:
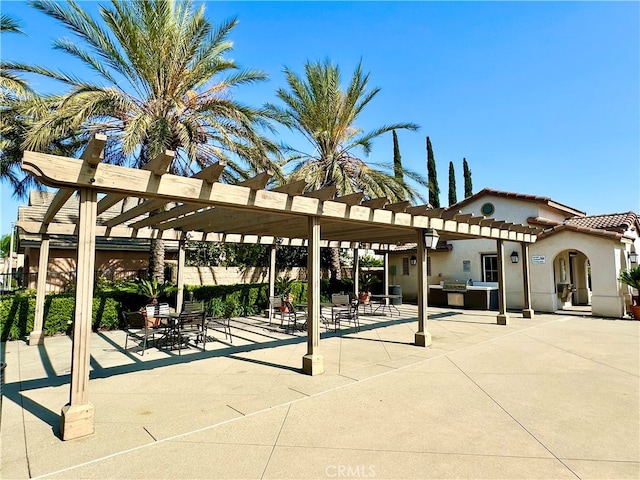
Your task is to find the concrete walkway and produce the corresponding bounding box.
[1,306,638,479]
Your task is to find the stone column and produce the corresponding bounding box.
[61,188,97,440]
[496,238,509,325]
[302,216,324,375]
[521,242,534,318]
[415,230,432,347]
[29,235,49,346]
[176,239,186,313]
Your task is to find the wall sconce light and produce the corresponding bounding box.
[423,229,440,249]
[410,255,417,266]
[510,251,519,263]
[630,251,639,264]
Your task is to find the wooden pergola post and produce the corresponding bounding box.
[302,215,324,375]
[268,244,276,299]
[60,188,97,440]
[29,234,49,345]
[415,229,432,347]
[176,238,186,313]
[383,251,390,304]
[521,242,534,318]
[496,238,509,325]
[353,246,360,296]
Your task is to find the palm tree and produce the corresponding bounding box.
[14,0,282,281]
[0,14,74,198]
[265,59,424,280]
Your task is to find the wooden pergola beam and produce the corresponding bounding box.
[272,180,308,196]
[81,133,107,165]
[334,192,365,206]
[362,197,389,209]
[385,201,411,213]
[405,205,432,215]
[130,203,203,229]
[424,208,446,218]
[304,185,337,200]
[103,199,167,228]
[238,171,273,190]
[192,161,227,182]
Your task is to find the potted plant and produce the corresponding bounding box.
[124,278,177,305]
[619,266,640,319]
[358,273,380,304]
[275,276,295,302]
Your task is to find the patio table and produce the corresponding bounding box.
[370,294,402,316]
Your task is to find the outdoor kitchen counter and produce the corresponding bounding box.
[428,283,499,310]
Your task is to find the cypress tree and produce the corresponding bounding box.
[392,130,403,184]
[448,161,457,206]
[463,157,473,198]
[426,136,440,207]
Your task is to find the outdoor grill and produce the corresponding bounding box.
[441,279,472,293]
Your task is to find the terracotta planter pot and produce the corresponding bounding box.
[630,305,640,320]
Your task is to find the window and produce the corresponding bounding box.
[480,203,495,216]
[402,257,409,275]
[482,254,498,282]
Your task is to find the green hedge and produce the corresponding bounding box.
[0,291,135,342]
[0,281,313,342]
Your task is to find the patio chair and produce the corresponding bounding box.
[268,296,281,325]
[326,293,359,332]
[123,311,157,355]
[204,314,233,346]
[176,300,205,354]
[278,299,304,334]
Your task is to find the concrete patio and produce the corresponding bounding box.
[1,305,639,479]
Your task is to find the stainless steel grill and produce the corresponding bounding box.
[441,279,472,293]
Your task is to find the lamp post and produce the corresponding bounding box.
[423,229,440,250]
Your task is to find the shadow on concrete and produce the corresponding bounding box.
[3,309,462,434]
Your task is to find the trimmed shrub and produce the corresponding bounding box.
[0,291,139,341]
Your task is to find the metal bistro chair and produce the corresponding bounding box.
[326,293,359,333]
[123,311,157,355]
[278,299,304,334]
[204,300,233,347]
[175,301,206,354]
[268,296,281,325]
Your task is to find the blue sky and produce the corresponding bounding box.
[1,1,639,238]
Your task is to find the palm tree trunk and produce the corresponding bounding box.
[329,247,342,281]
[148,238,165,282]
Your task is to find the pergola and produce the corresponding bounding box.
[20,134,540,440]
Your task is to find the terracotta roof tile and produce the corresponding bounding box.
[565,212,638,233]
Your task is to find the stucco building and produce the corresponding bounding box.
[389,188,639,318]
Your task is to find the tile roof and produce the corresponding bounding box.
[564,212,638,233]
[533,212,639,241]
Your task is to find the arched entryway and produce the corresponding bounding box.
[553,249,592,315]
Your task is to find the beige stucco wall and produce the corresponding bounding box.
[391,228,630,318]
[181,266,308,286]
[25,247,149,292]
[459,195,570,224]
